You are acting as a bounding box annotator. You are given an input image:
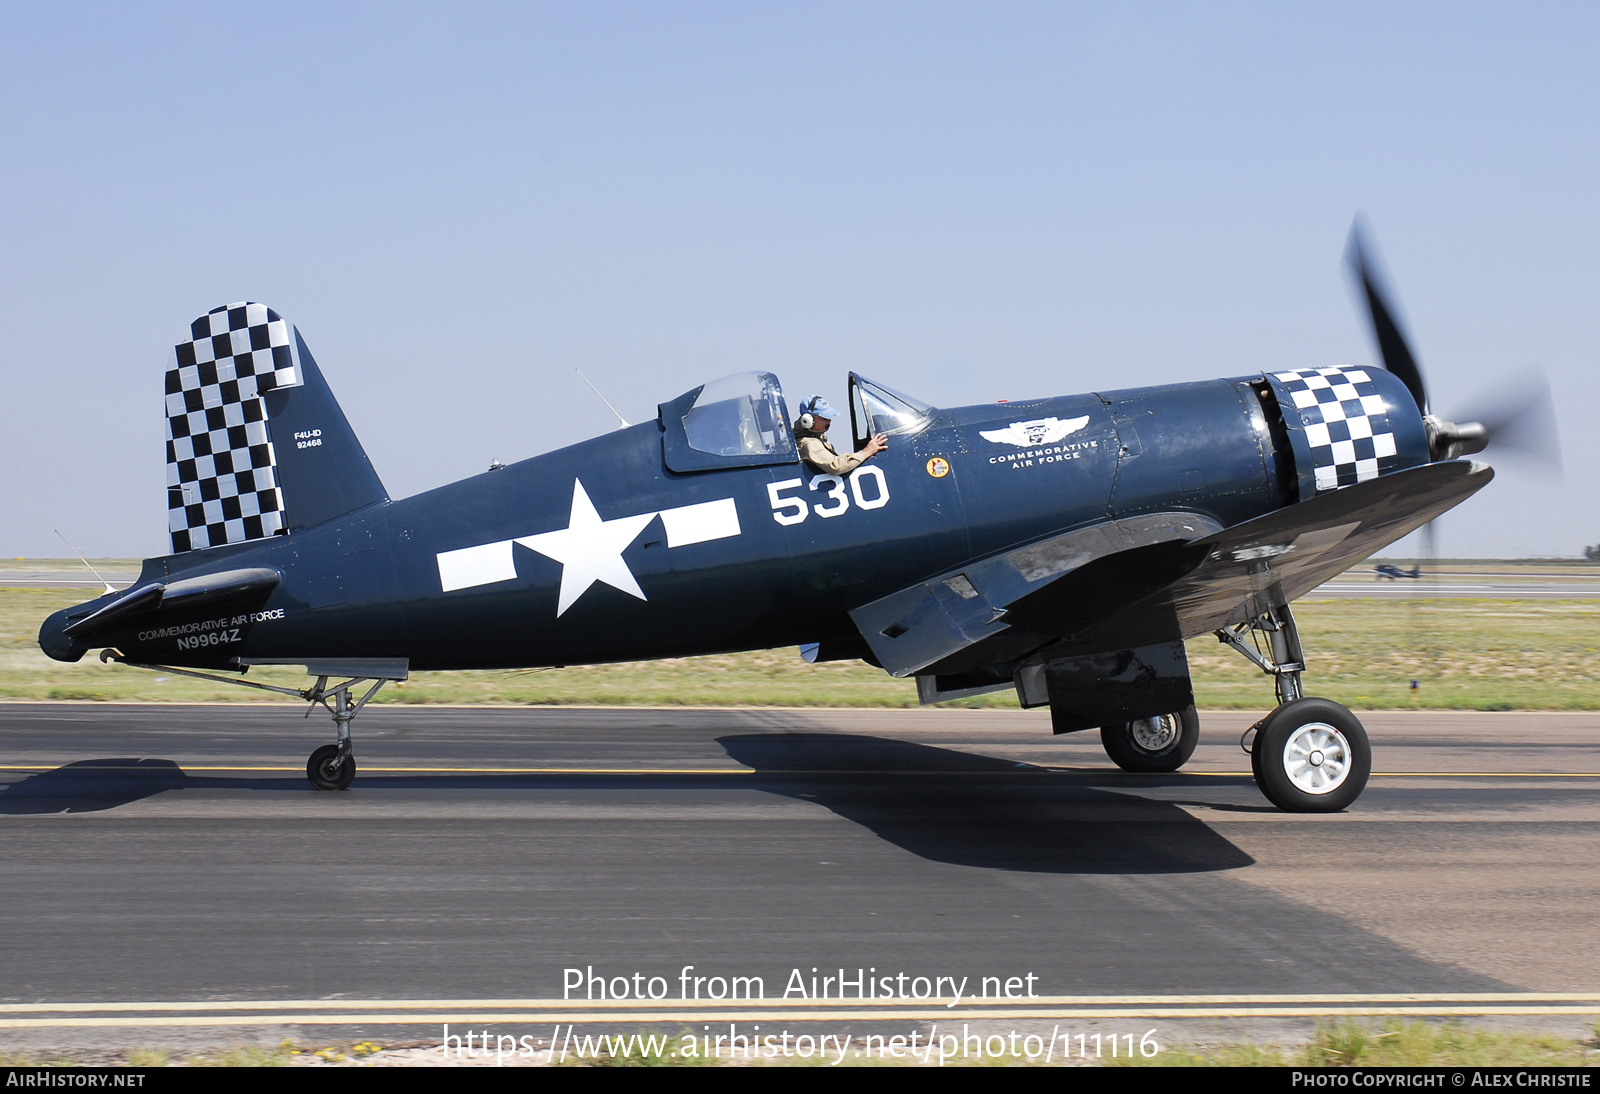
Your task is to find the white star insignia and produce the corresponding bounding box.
[516,480,656,616]
[434,481,742,612]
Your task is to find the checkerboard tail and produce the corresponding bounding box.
[165,303,388,553]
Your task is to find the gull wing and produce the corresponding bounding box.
[852,460,1492,679]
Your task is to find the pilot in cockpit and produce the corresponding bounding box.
[794,396,888,475]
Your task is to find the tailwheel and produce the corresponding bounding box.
[1100,706,1199,772]
[307,744,356,791]
[1251,697,1370,812]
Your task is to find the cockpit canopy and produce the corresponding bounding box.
[849,374,935,447]
[683,372,790,458]
[657,370,936,474]
[659,371,798,473]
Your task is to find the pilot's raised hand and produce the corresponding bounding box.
[863,433,889,458]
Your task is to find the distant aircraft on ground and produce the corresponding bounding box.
[1373,564,1422,580]
[39,223,1555,812]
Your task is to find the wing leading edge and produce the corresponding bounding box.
[853,460,1492,682]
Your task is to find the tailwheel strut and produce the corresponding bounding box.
[301,675,390,791]
[96,652,408,792]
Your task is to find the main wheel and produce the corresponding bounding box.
[307,744,356,791]
[1100,706,1199,772]
[1252,697,1370,812]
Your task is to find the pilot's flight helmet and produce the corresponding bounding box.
[798,395,839,431]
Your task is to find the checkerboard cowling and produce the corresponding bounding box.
[165,303,303,553]
[1273,367,1398,492]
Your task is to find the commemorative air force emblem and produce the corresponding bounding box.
[978,415,1091,447]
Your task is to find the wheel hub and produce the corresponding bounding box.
[1282,723,1350,795]
[1131,714,1179,753]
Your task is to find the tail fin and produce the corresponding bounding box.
[165,302,388,553]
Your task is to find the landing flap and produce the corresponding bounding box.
[850,576,1012,679]
[851,511,1220,678]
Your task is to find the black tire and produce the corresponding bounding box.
[1100,706,1200,772]
[307,744,356,791]
[1252,697,1370,812]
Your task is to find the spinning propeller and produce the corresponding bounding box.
[1344,220,1561,470]
[1344,220,1561,567]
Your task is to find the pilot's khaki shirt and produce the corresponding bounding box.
[795,429,867,475]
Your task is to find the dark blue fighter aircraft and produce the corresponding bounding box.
[40,227,1544,812]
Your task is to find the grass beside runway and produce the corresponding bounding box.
[4,587,1598,710]
[1111,1019,1599,1068]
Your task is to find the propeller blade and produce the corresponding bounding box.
[1449,368,1562,475]
[1345,220,1429,416]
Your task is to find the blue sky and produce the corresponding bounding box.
[2,2,1595,557]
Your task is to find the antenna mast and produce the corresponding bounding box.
[575,369,630,429]
[55,530,116,595]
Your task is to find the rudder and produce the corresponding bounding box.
[165,302,387,553]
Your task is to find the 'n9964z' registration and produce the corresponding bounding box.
[177,629,242,649]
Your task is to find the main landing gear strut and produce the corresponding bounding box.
[1214,604,1371,812]
[100,652,408,792]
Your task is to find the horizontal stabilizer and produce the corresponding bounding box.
[60,583,163,639]
[60,567,280,639]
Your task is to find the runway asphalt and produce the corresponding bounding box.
[0,703,1596,1053]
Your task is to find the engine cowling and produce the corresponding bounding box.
[1261,366,1431,503]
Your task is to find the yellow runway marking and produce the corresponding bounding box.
[1379,772,1600,777]
[194,766,749,774]
[0,765,752,774]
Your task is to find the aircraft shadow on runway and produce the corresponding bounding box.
[0,759,188,814]
[2,740,1256,878]
[716,733,1255,875]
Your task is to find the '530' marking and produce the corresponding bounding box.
[767,466,890,526]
